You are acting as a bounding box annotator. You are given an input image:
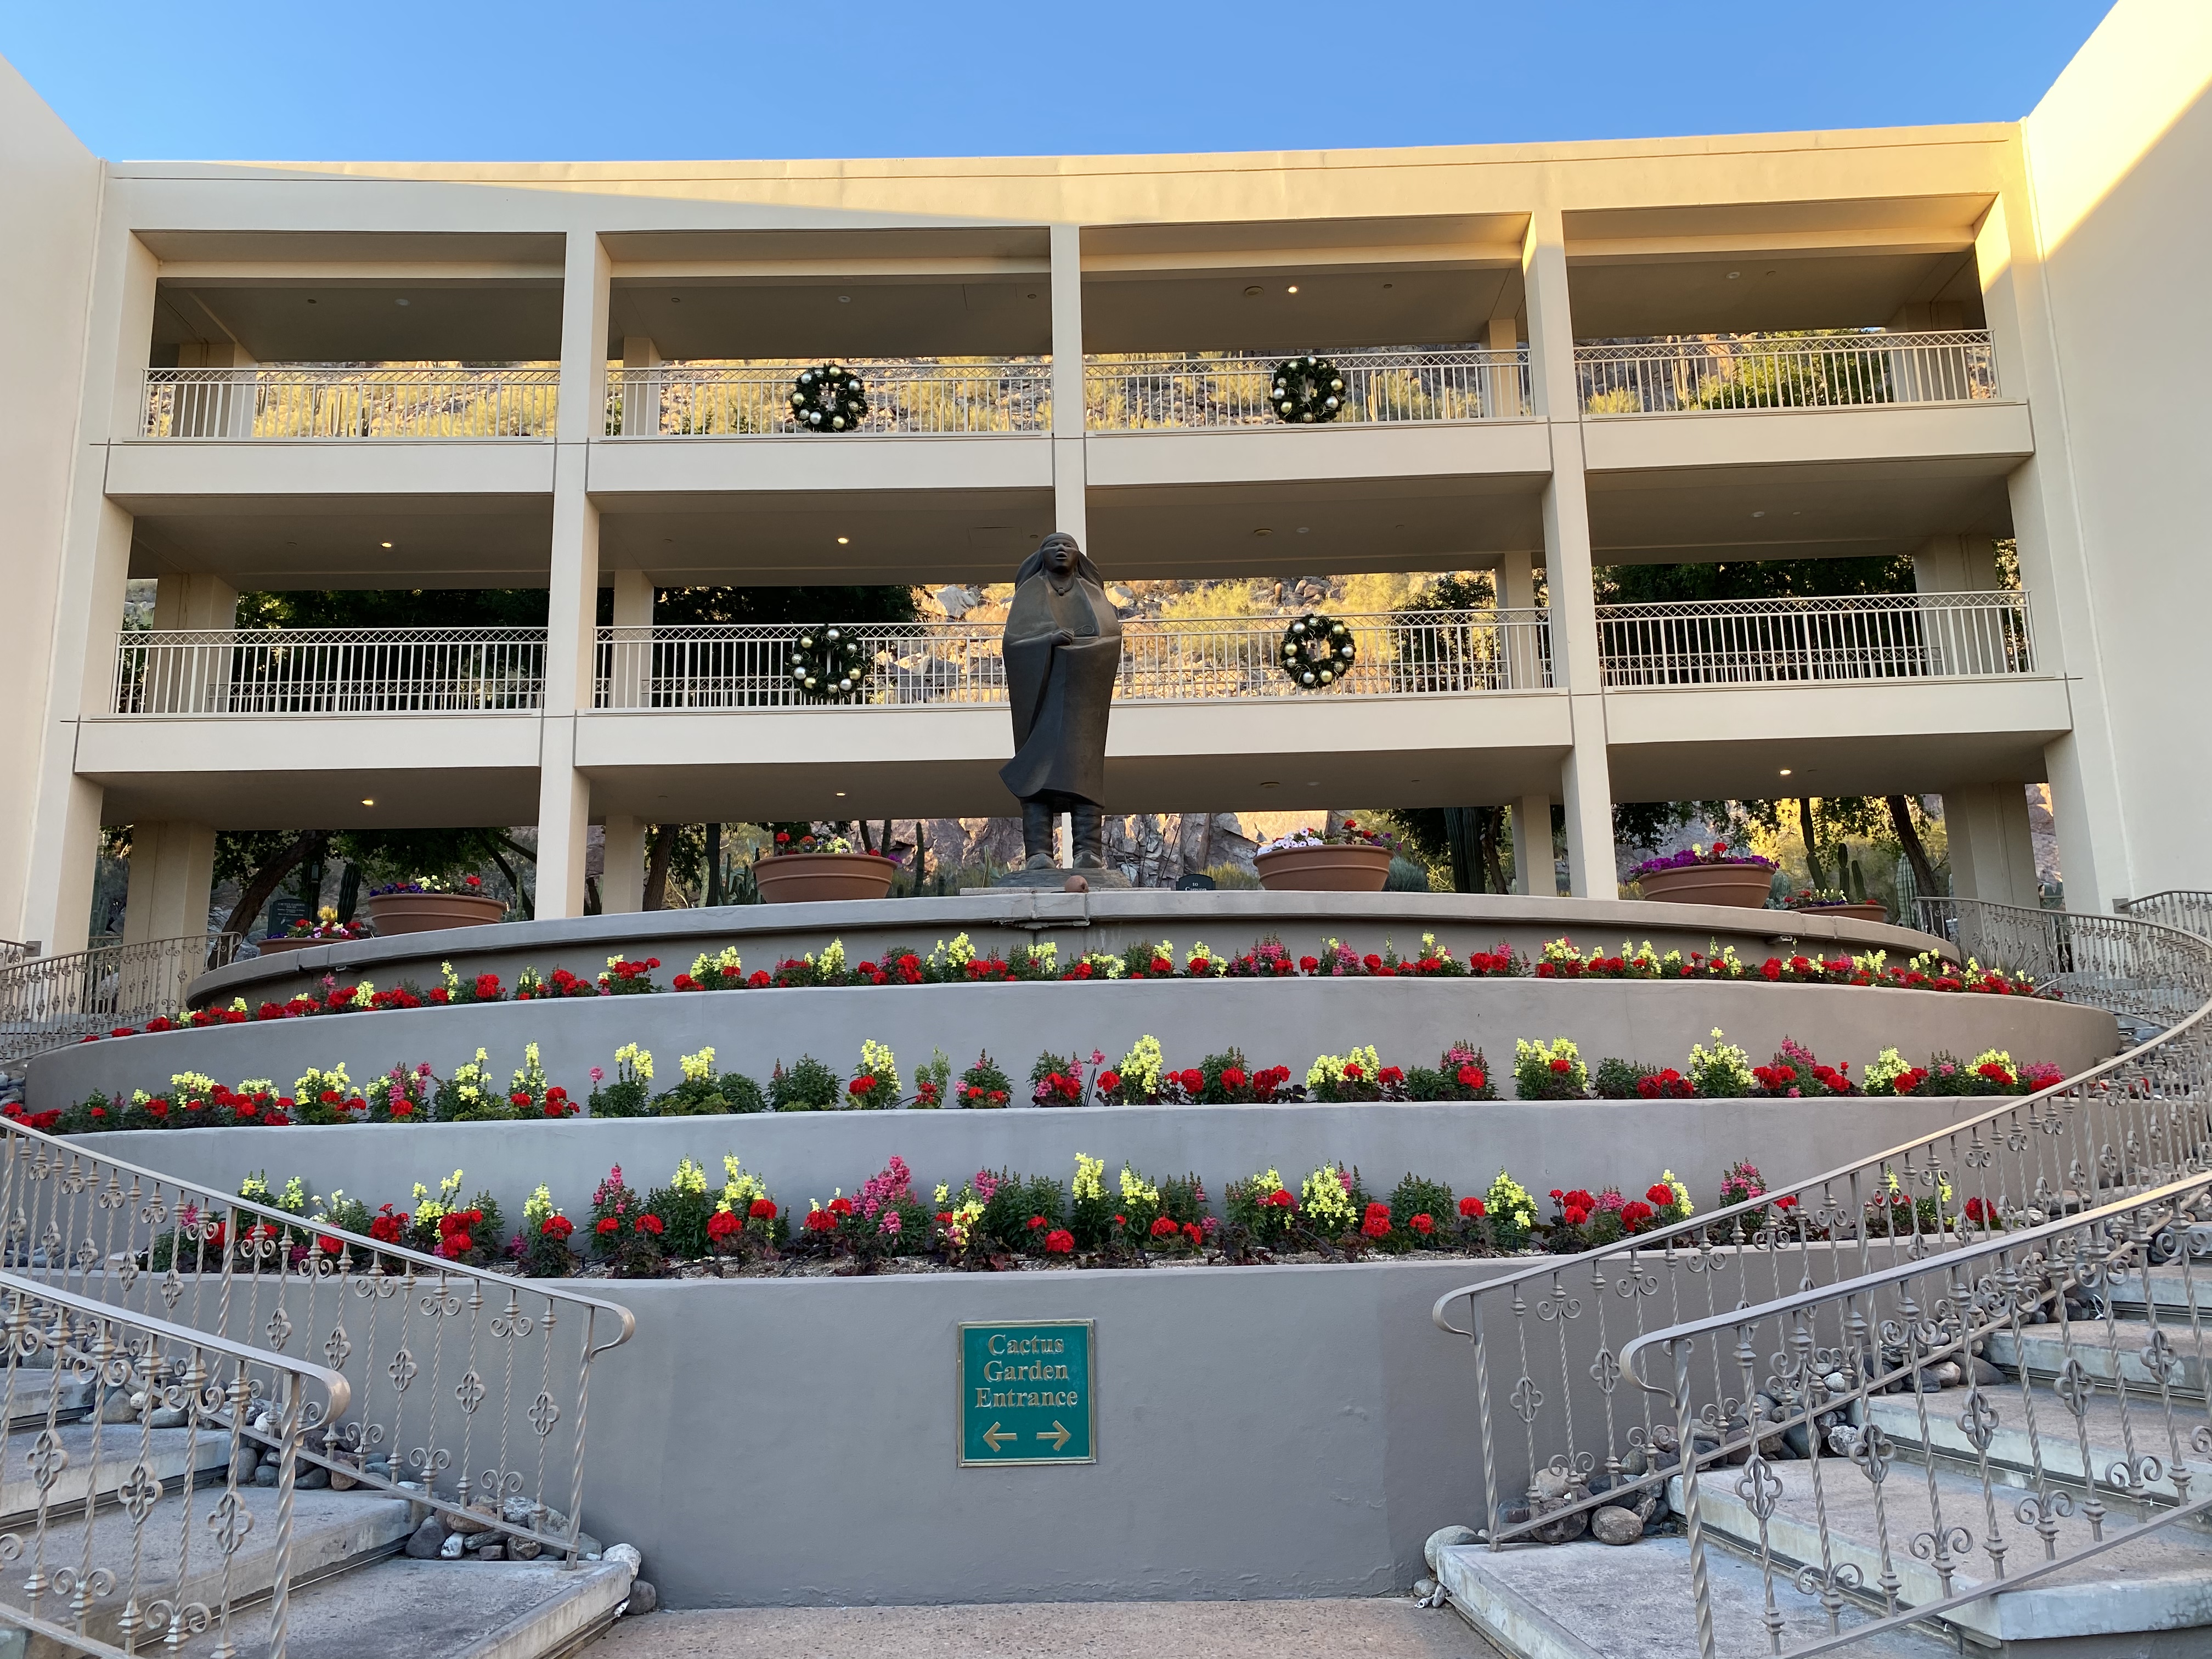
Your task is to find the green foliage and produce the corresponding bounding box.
[1389,1175,1456,1246]
[651,1073,765,1116]
[768,1055,840,1113]
[1592,1057,1661,1099]
[651,585,919,627]
[957,1052,1014,1109]
[975,1171,1066,1254]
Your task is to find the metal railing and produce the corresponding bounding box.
[111,629,548,716]
[2117,890,2212,940]
[1624,1164,2212,1658]
[0,1118,637,1587]
[1574,330,1999,415]
[140,368,560,439]
[595,608,1553,709]
[0,1273,347,1659]
[605,358,1051,436]
[1915,898,2211,1032]
[1084,346,1532,429]
[1431,902,2212,1571]
[0,936,242,1070]
[1599,592,2035,686]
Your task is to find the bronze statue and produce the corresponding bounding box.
[1001,532,1121,871]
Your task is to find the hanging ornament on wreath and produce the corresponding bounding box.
[1271,355,1345,424]
[1279,612,1356,689]
[788,364,868,433]
[785,626,872,701]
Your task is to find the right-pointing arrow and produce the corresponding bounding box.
[1039,1420,1073,1452]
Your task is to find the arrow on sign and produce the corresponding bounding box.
[981,1423,1015,1452]
[1038,1420,1073,1452]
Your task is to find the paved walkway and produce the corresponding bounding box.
[599,1597,1500,1658]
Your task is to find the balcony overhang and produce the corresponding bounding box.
[106,439,557,504]
[1085,419,1549,490]
[585,432,1052,497]
[1581,400,2032,475]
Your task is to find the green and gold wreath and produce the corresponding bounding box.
[786,627,872,701]
[1279,613,1356,689]
[788,364,868,433]
[1271,356,1346,424]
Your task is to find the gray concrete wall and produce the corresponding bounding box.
[575,1259,1524,1606]
[187,888,1957,1011]
[36,978,2117,1120]
[63,1093,2045,1231]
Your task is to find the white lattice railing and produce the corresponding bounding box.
[595,609,1553,709]
[1084,346,1532,430]
[110,629,548,714]
[1598,591,2035,686]
[1573,330,1998,414]
[605,359,1052,436]
[140,366,561,438]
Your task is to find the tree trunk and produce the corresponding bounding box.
[881,819,894,867]
[1443,808,1476,894]
[642,824,678,911]
[487,845,532,921]
[1887,795,1940,907]
[1797,798,1824,889]
[221,831,325,941]
[1480,807,1509,894]
[704,823,723,906]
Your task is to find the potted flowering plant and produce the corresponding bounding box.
[362,873,505,935]
[1252,819,1396,893]
[1628,844,1778,909]
[752,830,899,904]
[258,908,373,954]
[1780,887,1888,924]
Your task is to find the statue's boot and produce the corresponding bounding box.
[1021,800,1058,869]
[1071,803,1108,869]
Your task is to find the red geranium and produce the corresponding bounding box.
[1646,1184,1675,1206]
[634,1214,665,1236]
[1044,1229,1075,1255]
[1459,1196,1485,1218]
[748,1199,777,1220]
[1149,1216,1180,1238]
[595,1217,619,1235]
[540,1215,574,1239]
[706,1210,741,1243]
[1360,1203,1392,1239]
[1409,1213,1435,1234]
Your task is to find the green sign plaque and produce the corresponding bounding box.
[958,1319,1096,1466]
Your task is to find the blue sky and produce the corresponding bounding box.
[3,1,2116,161]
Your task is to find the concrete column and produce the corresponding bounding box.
[1049,223,1088,546]
[600,814,646,913]
[619,336,662,437]
[150,572,240,629]
[1909,534,1998,594]
[1486,315,1523,417]
[149,571,242,713]
[604,568,653,709]
[537,232,612,922]
[121,821,217,946]
[1943,784,2042,910]
[1910,535,2001,678]
[1523,206,1615,898]
[1497,547,1542,689]
[21,223,159,954]
[1511,794,1555,895]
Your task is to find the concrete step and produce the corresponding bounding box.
[1669,1454,2212,1646]
[171,1556,635,1659]
[1436,1536,1953,1659]
[0,1419,230,1524]
[2104,1261,2212,1317]
[1985,1316,2212,1397]
[0,1366,90,1430]
[1865,1378,2212,1505]
[1,1485,416,1659]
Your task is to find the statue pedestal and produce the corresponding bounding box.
[982,867,1135,892]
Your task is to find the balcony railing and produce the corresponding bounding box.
[605,358,1051,436]
[1598,591,2034,686]
[0,933,241,1066]
[595,609,1552,709]
[1574,330,1998,415]
[110,628,548,714]
[140,366,561,438]
[1084,346,1532,430]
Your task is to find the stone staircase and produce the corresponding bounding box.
[1437,1263,2212,1658]
[0,1350,635,1659]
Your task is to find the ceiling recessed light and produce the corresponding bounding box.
[394,297,410,306]
[1285,285,1299,294]
[1779,768,1793,777]
[836,536,850,545]
[1752,511,1765,518]
[306,297,318,305]
[1252,527,1272,537]
[1244,285,1263,297]
[838,295,851,304]
[361,797,375,806]
[1260,781,1280,788]
[835,791,847,797]
[1026,292,1038,299]
[1296,526,1309,534]
[669,295,681,303]
[380,540,393,548]
[1726,272,1740,280]
[1382,281,1393,289]
[1306,781,1321,787]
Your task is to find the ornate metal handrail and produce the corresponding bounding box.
[1084,346,1531,428]
[1599,592,2034,686]
[1574,330,1999,414]
[1915,898,2211,1031]
[2117,890,2212,940]
[0,1119,636,1574]
[1621,1159,2212,1657]
[605,358,1051,436]
[1431,904,2212,1557]
[110,629,548,716]
[596,608,1553,708]
[0,1271,348,1659]
[1,938,244,1070]
[139,368,559,439]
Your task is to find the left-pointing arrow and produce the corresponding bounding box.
[981,1423,1015,1452]
[1038,1420,1073,1452]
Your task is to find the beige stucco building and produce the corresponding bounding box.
[0,0,2204,955]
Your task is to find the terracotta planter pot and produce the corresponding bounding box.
[1254,843,1394,893]
[254,935,332,955]
[1792,901,1890,926]
[752,852,899,905]
[1633,863,1775,909]
[362,891,509,936]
